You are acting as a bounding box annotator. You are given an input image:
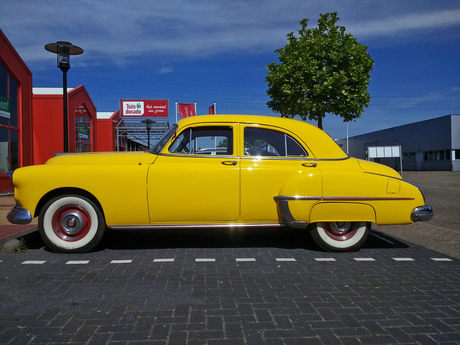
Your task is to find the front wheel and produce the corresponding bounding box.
[310,222,370,252]
[39,195,106,253]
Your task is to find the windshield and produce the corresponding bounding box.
[150,124,178,154]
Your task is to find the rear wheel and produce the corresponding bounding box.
[38,195,105,253]
[311,222,370,252]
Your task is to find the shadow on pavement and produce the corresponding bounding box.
[11,226,409,253]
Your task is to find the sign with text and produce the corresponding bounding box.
[121,99,168,117]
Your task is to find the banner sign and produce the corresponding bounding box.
[0,96,10,119]
[121,99,168,117]
[178,103,196,118]
[209,104,215,115]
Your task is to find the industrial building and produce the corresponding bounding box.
[336,114,460,171]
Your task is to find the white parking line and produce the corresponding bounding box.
[66,261,90,265]
[315,258,336,262]
[276,258,296,262]
[153,258,175,262]
[195,258,216,262]
[22,261,46,265]
[392,258,415,262]
[431,258,453,262]
[236,258,256,262]
[110,260,132,264]
[354,258,376,261]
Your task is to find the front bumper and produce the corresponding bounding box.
[7,206,33,225]
[411,205,434,222]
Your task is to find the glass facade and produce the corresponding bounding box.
[75,104,91,152]
[0,62,19,174]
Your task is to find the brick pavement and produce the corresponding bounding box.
[1,228,459,345]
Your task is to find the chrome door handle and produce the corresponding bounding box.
[222,160,238,166]
[301,162,317,168]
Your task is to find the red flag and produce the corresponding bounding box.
[209,104,215,114]
[178,103,196,118]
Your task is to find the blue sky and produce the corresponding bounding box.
[1,0,459,139]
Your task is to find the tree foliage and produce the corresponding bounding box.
[265,12,374,130]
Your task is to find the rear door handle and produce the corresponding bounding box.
[301,162,317,168]
[222,160,238,166]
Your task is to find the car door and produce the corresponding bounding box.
[147,124,240,223]
[240,125,322,223]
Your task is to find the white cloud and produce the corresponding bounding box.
[1,0,459,66]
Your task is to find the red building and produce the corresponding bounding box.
[0,29,33,191]
[96,110,120,152]
[0,29,167,192]
[0,29,115,192]
[32,86,98,164]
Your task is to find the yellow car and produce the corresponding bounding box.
[7,115,433,253]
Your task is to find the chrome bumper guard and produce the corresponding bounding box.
[411,205,433,222]
[7,206,33,225]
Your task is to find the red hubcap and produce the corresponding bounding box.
[52,205,91,241]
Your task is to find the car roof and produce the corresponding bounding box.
[176,115,347,159]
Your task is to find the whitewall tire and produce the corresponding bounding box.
[311,222,370,252]
[38,195,105,253]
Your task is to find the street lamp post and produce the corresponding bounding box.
[44,41,83,152]
[141,119,155,149]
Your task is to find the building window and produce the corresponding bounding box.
[75,104,91,152]
[403,152,415,162]
[0,63,19,173]
[454,150,460,160]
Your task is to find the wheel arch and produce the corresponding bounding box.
[35,188,105,223]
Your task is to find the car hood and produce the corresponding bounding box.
[44,152,158,165]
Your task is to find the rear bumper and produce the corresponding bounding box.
[7,206,32,225]
[411,205,433,222]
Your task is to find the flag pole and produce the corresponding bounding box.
[175,102,178,122]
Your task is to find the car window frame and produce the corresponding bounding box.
[166,124,236,157]
[241,125,310,159]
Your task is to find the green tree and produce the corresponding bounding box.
[265,12,374,130]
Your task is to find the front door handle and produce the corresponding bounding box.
[301,162,317,168]
[222,160,238,166]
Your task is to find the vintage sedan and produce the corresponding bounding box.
[7,115,433,253]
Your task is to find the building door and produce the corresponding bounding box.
[416,152,423,171]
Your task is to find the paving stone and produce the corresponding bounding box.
[0,233,459,344]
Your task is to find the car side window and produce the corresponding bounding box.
[169,126,233,155]
[244,127,308,157]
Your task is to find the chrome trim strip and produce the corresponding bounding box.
[110,223,285,230]
[364,171,403,180]
[159,153,350,162]
[159,153,236,159]
[275,199,309,229]
[274,196,322,201]
[240,156,349,162]
[275,195,414,202]
[322,196,415,201]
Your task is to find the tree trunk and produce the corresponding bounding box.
[317,115,323,130]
